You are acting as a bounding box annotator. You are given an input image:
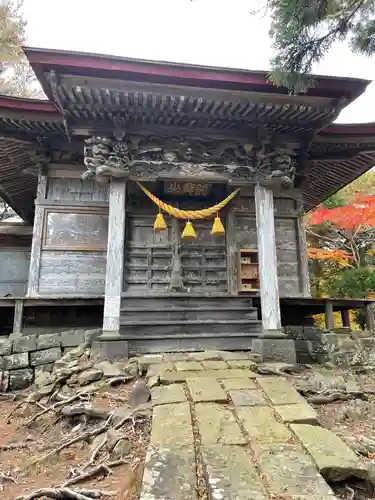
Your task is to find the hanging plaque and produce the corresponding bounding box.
[164,181,211,197]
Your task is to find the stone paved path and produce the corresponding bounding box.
[138,351,369,500]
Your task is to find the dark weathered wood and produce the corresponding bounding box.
[37,172,48,200]
[12,299,24,334]
[42,211,108,250]
[36,200,109,209]
[364,303,375,331]
[47,177,109,202]
[102,179,126,335]
[179,219,228,293]
[127,335,256,355]
[226,211,238,295]
[341,309,351,328]
[38,251,106,294]
[0,248,30,297]
[121,320,260,336]
[255,184,281,333]
[120,307,257,323]
[275,218,301,297]
[27,172,47,297]
[297,215,311,297]
[0,224,33,236]
[325,300,334,329]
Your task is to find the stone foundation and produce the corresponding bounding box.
[284,325,375,367]
[0,328,102,391]
[2,324,375,392]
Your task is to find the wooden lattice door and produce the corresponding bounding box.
[179,219,228,292]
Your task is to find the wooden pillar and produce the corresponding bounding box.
[297,215,311,297]
[12,299,24,335]
[27,172,47,297]
[364,302,375,332]
[255,183,282,334]
[101,179,127,337]
[325,300,334,329]
[341,309,351,328]
[226,211,238,295]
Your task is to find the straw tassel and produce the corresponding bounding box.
[211,214,225,236]
[153,211,167,232]
[181,220,197,240]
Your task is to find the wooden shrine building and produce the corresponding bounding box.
[0,47,374,357]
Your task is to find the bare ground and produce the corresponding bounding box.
[0,380,150,500]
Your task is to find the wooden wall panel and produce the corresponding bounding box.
[38,251,106,294]
[235,214,302,297]
[275,218,301,297]
[0,248,30,297]
[47,178,109,202]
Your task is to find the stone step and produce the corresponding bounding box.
[120,319,262,337]
[121,295,254,310]
[120,306,258,323]
[128,335,258,355]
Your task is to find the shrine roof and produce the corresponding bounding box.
[23,46,370,137]
[0,47,374,220]
[23,46,369,100]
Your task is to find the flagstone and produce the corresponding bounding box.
[257,376,306,405]
[151,384,187,406]
[202,446,268,500]
[230,389,269,407]
[274,403,318,424]
[187,378,227,403]
[237,406,292,446]
[195,403,246,445]
[291,424,369,481]
[221,377,257,391]
[257,443,335,498]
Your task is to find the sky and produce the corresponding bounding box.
[22,0,375,124]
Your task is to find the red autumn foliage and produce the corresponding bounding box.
[309,194,375,230]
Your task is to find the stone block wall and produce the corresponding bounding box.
[284,325,375,367]
[0,328,101,391]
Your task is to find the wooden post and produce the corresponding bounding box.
[325,300,334,329]
[255,183,282,334]
[364,302,375,331]
[341,309,351,329]
[27,172,47,297]
[12,299,24,335]
[226,211,238,295]
[101,179,127,337]
[297,215,311,297]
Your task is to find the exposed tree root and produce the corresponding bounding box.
[83,434,108,471]
[0,392,16,401]
[295,383,370,405]
[255,364,302,376]
[102,393,127,403]
[106,376,133,386]
[34,413,114,465]
[16,486,116,500]
[0,437,35,452]
[60,405,109,421]
[63,460,127,486]
[307,391,354,404]
[25,394,92,427]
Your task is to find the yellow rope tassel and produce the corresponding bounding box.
[211,215,225,236]
[181,221,197,240]
[137,182,239,220]
[153,212,167,232]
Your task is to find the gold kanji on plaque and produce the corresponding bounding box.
[164,181,210,197]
